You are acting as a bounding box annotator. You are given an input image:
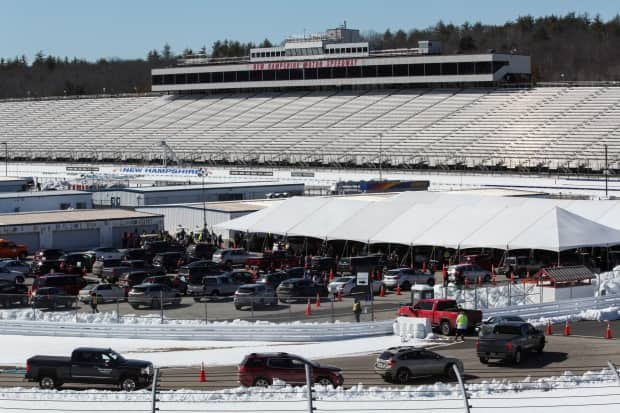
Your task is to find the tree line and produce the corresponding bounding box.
[1,12,619,99]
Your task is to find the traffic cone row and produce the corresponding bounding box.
[545,320,553,335]
[199,362,206,383]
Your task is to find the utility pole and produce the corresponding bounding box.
[604,144,609,198]
[199,168,207,239]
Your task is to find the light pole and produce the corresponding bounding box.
[378,133,383,181]
[198,168,207,240]
[1,142,7,176]
[604,144,609,198]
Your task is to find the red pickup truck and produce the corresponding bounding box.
[245,251,300,271]
[398,298,483,336]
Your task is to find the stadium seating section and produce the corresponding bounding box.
[1,86,620,170]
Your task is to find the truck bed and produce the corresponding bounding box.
[28,356,71,365]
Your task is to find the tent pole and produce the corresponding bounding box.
[557,251,560,267]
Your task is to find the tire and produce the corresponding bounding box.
[211,290,220,297]
[129,304,139,309]
[445,364,457,380]
[315,377,335,387]
[512,349,522,365]
[440,321,452,336]
[484,274,491,283]
[193,297,202,303]
[120,377,137,391]
[427,278,435,287]
[234,305,242,310]
[151,300,160,309]
[253,377,271,387]
[479,356,489,364]
[395,368,411,384]
[39,375,56,390]
[536,339,545,353]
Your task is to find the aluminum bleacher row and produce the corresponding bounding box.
[1,86,620,170]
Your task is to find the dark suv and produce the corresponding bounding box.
[186,243,218,260]
[275,278,328,303]
[238,352,343,387]
[152,252,184,273]
[58,253,94,275]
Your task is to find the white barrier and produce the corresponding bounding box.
[393,317,431,340]
[0,319,394,342]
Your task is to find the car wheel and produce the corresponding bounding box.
[440,321,452,336]
[315,377,335,387]
[484,274,491,283]
[395,368,411,384]
[512,349,522,365]
[129,304,139,309]
[211,290,220,297]
[427,278,435,286]
[39,376,57,390]
[151,300,161,309]
[444,364,458,380]
[253,377,271,387]
[536,340,545,353]
[120,377,137,391]
[479,356,489,364]
[193,296,202,303]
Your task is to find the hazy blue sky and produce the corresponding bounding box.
[1,0,618,61]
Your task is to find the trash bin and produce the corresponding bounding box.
[411,284,434,305]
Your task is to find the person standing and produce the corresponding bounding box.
[455,310,468,342]
[90,291,99,314]
[352,298,362,322]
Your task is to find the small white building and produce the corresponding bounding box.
[0,190,92,213]
[92,182,304,208]
[0,209,163,252]
[136,199,282,239]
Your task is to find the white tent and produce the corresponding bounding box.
[286,198,369,239]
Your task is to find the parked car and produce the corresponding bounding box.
[212,248,254,266]
[30,287,76,309]
[29,260,63,277]
[142,240,184,255]
[152,252,184,273]
[238,352,343,387]
[0,259,30,275]
[33,248,65,262]
[245,250,300,270]
[58,253,94,274]
[101,260,161,283]
[496,256,546,278]
[31,274,87,295]
[383,268,436,290]
[78,283,125,304]
[186,243,218,260]
[178,260,221,282]
[276,278,328,303]
[119,248,152,262]
[233,284,277,310]
[0,267,25,284]
[0,239,28,259]
[224,269,255,285]
[459,254,496,271]
[327,276,383,296]
[142,275,188,295]
[118,270,155,295]
[397,299,483,336]
[337,254,394,275]
[478,315,526,336]
[85,247,123,261]
[374,346,464,384]
[25,347,153,390]
[256,271,294,289]
[127,284,182,309]
[476,322,545,364]
[92,259,123,278]
[192,275,241,301]
[311,256,337,272]
[0,280,29,307]
[447,264,492,284]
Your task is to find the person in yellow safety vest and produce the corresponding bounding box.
[352,299,362,322]
[455,310,468,342]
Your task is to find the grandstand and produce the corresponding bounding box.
[1,26,619,173]
[2,85,620,171]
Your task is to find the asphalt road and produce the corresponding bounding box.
[2,320,618,390]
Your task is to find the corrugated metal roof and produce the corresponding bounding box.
[109,181,304,193]
[0,209,162,226]
[540,266,593,282]
[0,190,90,199]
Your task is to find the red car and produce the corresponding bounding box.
[238,352,343,387]
[398,298,483,336]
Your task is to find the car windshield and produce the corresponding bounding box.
[84,283,99,290]
[107,350,125,362]
[494,325,523,335]
[378,351,393,360]
[333,277,353,283]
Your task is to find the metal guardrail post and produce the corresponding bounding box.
[608,361,620,385]
[330,296,335,323]
[151,367,160,413]
[251,298,255,321]
[204,300,208,324]
[116,299,121,323]
[453,364,471,413]
[305,363,315,413]
[159,290,164,324]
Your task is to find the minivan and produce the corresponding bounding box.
[32,274,88,295]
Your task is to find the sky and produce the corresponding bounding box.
[1,0,619,62]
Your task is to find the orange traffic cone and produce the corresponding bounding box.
[510,272,515,284]
[396,284,401,295]
[315,293,321,307]
[199,362,206,383]
[605,323,613,339]
[336,289,342,302]
[477,275,482,287]
[422,261,427,273]
[564,320,571,336]
[379,285,385,297]
[545,320,553,335]
[305,298,312,316]
[464,277,469,289]
[491,273,497,286]
[329,269,334,281]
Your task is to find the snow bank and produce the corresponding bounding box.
[434,282,541,309]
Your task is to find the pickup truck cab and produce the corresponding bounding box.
[25,347,153,391]
[398,299,483,336]
[245,250,300,270]
[476,322,545,365]
[496,256,545,278]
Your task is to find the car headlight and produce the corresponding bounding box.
[141,365,153,375]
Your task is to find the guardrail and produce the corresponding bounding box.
[0,318,394,342]
[483,294,620,321]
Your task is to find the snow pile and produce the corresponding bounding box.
[526,305,620,327]
[434,283,540,309]
[596,267,620,296]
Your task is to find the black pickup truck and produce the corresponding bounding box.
[25,347,154,391]
[476,321,545,365]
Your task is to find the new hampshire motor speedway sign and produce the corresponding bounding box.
[116,167,204,176]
